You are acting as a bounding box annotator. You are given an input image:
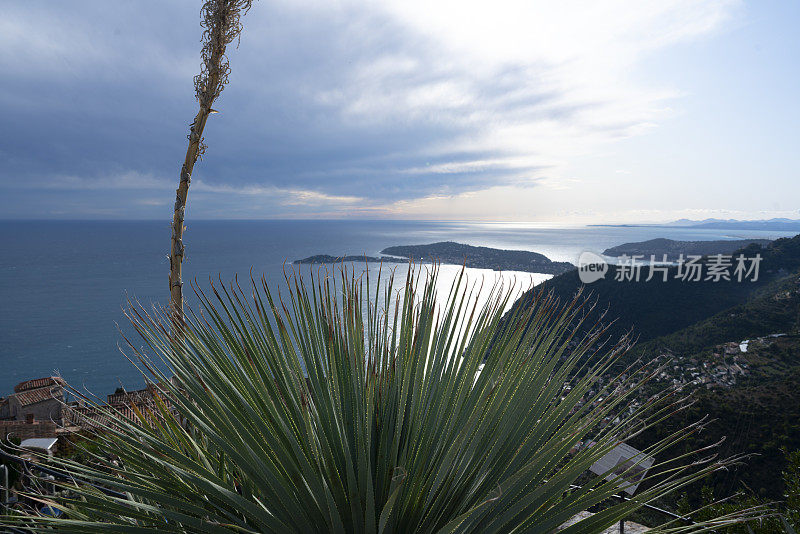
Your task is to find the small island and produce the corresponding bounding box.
[295,241,575,275]
[294,254,405,265]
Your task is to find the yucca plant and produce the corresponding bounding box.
[1,265,767,532]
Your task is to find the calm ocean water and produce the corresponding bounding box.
[0,219,793,396]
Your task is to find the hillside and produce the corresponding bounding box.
[602,237,772,261]
[500,234,800,502]
[624,267,800,501]
[634,271,800,356]
[537,235,800,502]
[517,233,800,344]
[631,334,800,501]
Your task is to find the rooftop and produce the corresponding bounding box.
[14,377,65,394]
[21,437,58,451]
[13,386,62,407]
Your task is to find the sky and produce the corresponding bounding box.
[1,0,798,223]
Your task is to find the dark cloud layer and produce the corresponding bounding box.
[0,1,735,218]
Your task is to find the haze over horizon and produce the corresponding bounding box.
[1,1,798,224]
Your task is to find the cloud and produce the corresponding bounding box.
[36,172,172,191]
[192,181,363,206]
[0,0,739,218]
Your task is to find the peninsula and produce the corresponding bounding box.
[295,241,575,275]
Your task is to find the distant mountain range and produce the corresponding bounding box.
[592,218,800,231]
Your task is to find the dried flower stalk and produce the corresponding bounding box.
[169,0,253,328]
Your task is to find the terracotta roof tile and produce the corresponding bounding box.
[107,387,155,405]
[65,398,176,431]
[13,386,63,407]
[14,377,65,393]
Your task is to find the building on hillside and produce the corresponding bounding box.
[63,381,182,432]
[107,385,161,405]
[3,377,65,424]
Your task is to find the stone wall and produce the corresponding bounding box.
[0,420,57,441]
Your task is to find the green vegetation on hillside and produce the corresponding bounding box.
[521,234,800,344]
[602,237,772,261]
[508,234,800,510]
[633,351,800,502]
[635,272,800,357]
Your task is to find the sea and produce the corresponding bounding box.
[0,219,794,397]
